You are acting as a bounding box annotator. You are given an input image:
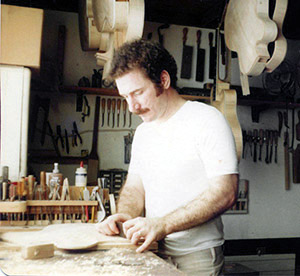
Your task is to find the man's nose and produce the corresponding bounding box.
[127,97,140,113]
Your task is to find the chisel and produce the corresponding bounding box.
[208,32,216,80]
[117,99,121,127]
[123,100,127,127]
[107,99,111,126]
[195,30,205,82]
[101,98,106,127]
[111,99,116,128]
[258,129,264,161]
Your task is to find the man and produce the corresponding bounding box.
[96,39,239,275]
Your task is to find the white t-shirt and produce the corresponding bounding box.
[128,101,238,256]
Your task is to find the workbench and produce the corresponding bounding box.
[0,226,185,276]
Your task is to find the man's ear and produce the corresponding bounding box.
[160,70,171,89]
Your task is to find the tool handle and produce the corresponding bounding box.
[259,129,264,145]
[208,32,214,47]
[90,96,101,157]
[196,30,201,45]
[284,131,290,190]
[101,98,106,111]
[111,99,116,113]
[123,99,127,113]
[182,27,188,45]
[107,98,112,112]
[117,99,121,112]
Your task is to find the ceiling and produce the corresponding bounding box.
[2,0,300,39]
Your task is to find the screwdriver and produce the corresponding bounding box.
[123,100,127,127]
[269,131,274,163]
[253,129,258,162]
[265,130,270,164]
[107,98,111,126]
[111,99,116,128]
[258,129,264,161]
[117,99,121,127]
[274,130,279,163]
[101,98,106,127]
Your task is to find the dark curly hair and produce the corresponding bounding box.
[109,39,178,89]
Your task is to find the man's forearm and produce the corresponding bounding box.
[163,174,238,235]
[117,185,145,218]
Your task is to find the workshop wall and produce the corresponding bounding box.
[29,10,300,240]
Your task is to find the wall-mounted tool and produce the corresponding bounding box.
[258,129,264,161]
[129,111,132,128]
[107,98,111,126]
[208,32,216,80]
[111,99,116,128]
[47,122,61,157]
[123,100,127,127]
[278,111,283,137]
[87,96,101,185]
[56,125,64,150]
[269,131,274,163]
[117,99,121,127]
[64,129,69,154]
[72,122,83,145]
[253,129,258,162]
[195,30,205,82]
[265,130,270,164]
[157,23,170,46]
[180,27,193,79]
[242,129,247,159]
[247,130,253,157]
[284,131,290,190]
[81,96,90,122]
[274,130,278,164]
[101,98,106,127]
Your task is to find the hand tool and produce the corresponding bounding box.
[64,129,69,154]
[247,130,253,157]
[296,110,300,141]
[123,100,127,127]
[83,187,90,222]
[73,122,83,145]
[117,99,121,127]
[60,178,71,222]
[220,32,226,66]
[208,32,216,80]
[253,129,258,162]
[274,130,279,164]
[269,131,274,163]
[129,111,132,128]
[107,98,111,126]
[28,175,34,200]
[265,130,270,164]
[157,23,169,46]
[87,96,101,185]
[90,187,99,223]
[180,27,193,79]
[284,131,290,190]
[47,121,61,157]
[242,129,247,159]
[101,98,106,127]
[258,129,264,161]
[111,99,116,128]
[278,111,283,137]
[195,30,205,82]
[81,95,90,122]
[56,125,64,149]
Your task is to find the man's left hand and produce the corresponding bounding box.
[123,217,166,253]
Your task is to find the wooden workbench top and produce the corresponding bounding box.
[0,247,185,276]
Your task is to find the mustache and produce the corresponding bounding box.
[133,108,150,115]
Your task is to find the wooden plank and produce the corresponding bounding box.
[26,200,98,206]
[0,201,27,213]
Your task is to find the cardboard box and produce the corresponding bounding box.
[0,4,44,70]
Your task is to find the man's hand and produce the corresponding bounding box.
[95,213,132,236]
[123,217,167,253]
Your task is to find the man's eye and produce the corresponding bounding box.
[135,91,143,96]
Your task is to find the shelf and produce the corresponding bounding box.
[28,155,88,165]
[59,86,210,101]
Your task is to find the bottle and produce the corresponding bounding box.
[48,163,63,188]
[75,161,87,187]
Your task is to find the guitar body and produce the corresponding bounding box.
[211,82,243,161]
[78,0,145,79]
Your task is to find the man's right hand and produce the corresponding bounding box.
[95,213,132,236]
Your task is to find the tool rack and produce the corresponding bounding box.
[0,186,110,226]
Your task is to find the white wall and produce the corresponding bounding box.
[30,10,300,240]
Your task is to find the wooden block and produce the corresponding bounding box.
[0,201,27,213]
[0,5,44,70]
[22,243,54,260]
